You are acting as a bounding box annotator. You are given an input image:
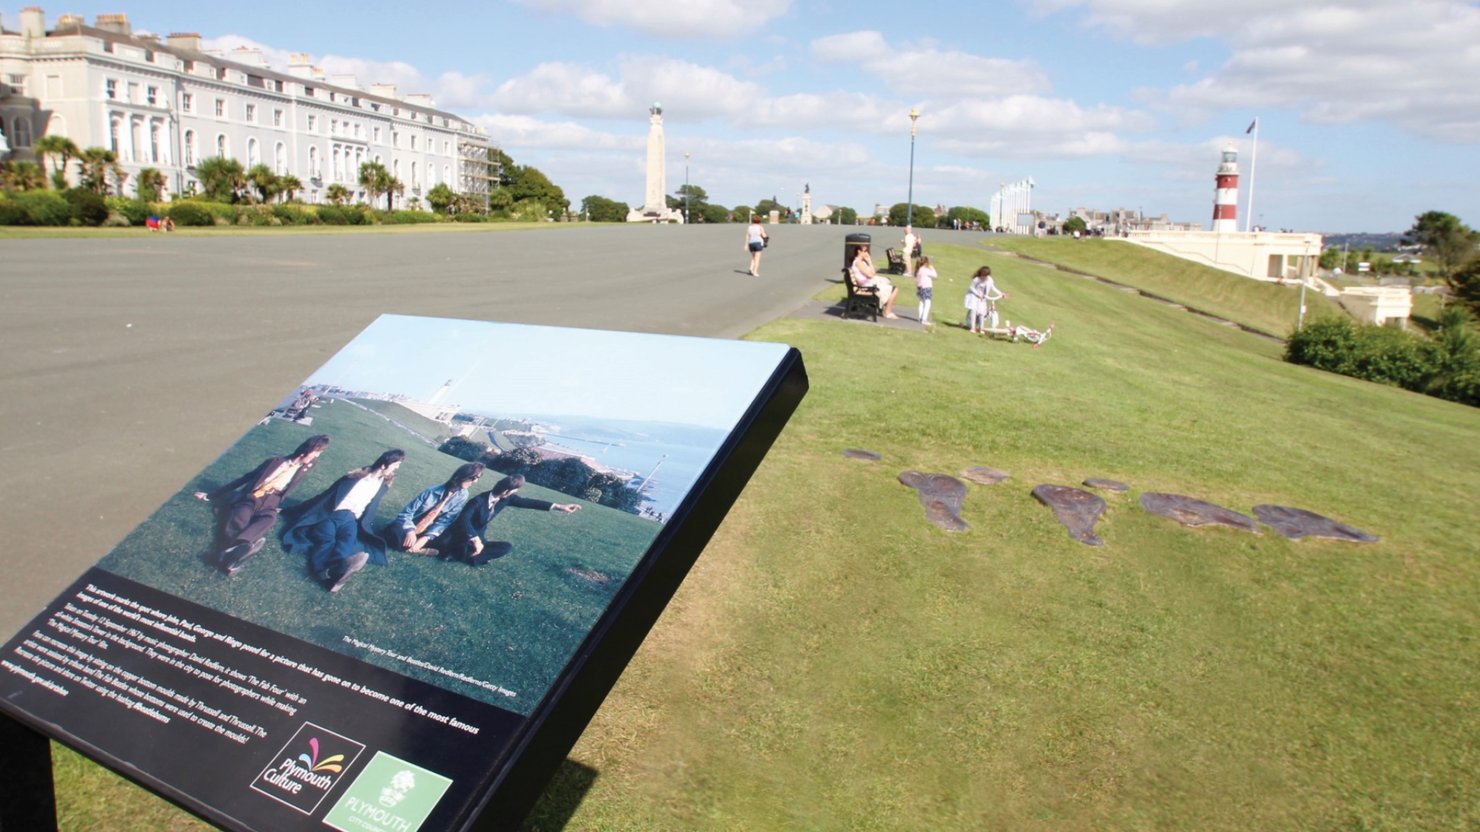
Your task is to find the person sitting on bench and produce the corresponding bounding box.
[850,246,900,320]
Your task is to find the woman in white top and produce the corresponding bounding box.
[744,216,769,276]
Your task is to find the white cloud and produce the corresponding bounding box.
[1035,0,1480,142]
[811,30,1051,96]
[514,0,790,38]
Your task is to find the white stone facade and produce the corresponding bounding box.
[0,9,493,206]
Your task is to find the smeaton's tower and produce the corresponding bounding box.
[627,103,683,223]
[1211,144,1239,233]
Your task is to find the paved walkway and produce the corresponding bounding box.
[0,223,992,633]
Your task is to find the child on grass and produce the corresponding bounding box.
[963,266,1006,334]
[914,255,937,324]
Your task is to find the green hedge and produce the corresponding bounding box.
[0,190,73,225]
[167,202,215,226]
[1285,315,1479,406]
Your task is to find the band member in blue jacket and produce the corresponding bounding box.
[280,449,404,592]
[439,475,580,566]
[383,461,485,556]
[194,434,330,575]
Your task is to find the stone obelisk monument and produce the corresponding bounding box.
[627,103,682,222]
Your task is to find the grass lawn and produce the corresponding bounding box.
[983,236,1345,338]
[0,221,575,240]
[57,238,1480,830]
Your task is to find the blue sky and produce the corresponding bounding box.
[304,315,791,430]
[11,0,1479,233]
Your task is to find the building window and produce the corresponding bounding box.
[410,161,418,189]
[185,130,197,165]
[217,133,228,157]
[5,73,28,96]
[307,114,317,132]
[273,109,283,127]
[130,117,143,163]
[182,92,193,113]
[353,123,362,138]
[373,126,382,144]
[127,81,139,103]
[150,121,162,162]
[105,78,117,99]
[146,85,158,106]
[110,116,121,153]
[308,146,320,179]
[11,117,32,148]
[410,134,417,150]
[215,98,225,117]
[275,142,286,174]
[245,103,256,123]
[330,119,338,136]
[247,137,260,167]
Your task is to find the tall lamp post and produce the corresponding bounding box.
[906,107,920,228]
[683,151,691,224]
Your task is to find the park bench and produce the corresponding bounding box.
[884,247,908,275]
[841,267,881,321]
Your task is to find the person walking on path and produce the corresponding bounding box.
[744,216,769,276]
[902,226,920,275]
[914,255,937,325]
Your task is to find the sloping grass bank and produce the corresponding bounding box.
[56,240,1480,830]
[984,236,1344,337]
[535,243,1478,830]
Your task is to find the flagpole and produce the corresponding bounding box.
[1245,117,1259,232]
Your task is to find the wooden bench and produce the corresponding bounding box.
[841,267,881,321]
[884,247,908,275]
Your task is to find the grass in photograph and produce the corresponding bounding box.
[57,237,1480,830]
[96,399,657,713]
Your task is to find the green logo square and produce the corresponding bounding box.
[323,751,453,832]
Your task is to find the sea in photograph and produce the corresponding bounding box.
[498,414,728,519]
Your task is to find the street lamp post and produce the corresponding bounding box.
[683,151,690,225]
[906,108,919,228]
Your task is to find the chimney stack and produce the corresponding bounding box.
[19,7,45,39]
[167,32,202,51]
[94,13,131,35]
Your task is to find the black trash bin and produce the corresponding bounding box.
[844,232,871,270]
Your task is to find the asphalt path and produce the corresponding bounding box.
[0,222,1004,636]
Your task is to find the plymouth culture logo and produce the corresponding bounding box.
[252,722,366,815]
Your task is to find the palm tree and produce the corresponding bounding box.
[325,183,351,206]
[245,164,279,204]
[33,134,79,189]
[0,160,46,191]
[195,156,245,203]
[136,167,166,202]
[358,161,389,208]
[76,146,117,195]
[109,160,130,197]
[277,174,302,203]
[357,161,403,211]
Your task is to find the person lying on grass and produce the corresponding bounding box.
[437,474,581,566]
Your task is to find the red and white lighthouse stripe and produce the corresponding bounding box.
[1212,144,1239,233]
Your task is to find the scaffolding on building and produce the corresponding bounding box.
[458,137,497,213]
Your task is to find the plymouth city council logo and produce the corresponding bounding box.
[251,722,366,815]
[324,751,453,832]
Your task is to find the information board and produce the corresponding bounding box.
[0,315,807,831]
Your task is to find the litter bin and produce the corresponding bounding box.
[844,232,871,270]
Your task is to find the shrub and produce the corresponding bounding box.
[381,210,440,225]
[1286,314,1480,406]
[451,212,489,223]
[102,211,132,227]
[2,190,72,225]
[318,205,369,225]
[270,203,314,225]
[105,197,150,226]
[167,202,214,226]
[62,188,108,226]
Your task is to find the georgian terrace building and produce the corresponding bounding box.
[0,8,494,207]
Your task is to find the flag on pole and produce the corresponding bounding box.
[1246,118,1258,134]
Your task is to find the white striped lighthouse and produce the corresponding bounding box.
[1211,144,1239,233]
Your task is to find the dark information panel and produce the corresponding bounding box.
[0,315,808,831]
